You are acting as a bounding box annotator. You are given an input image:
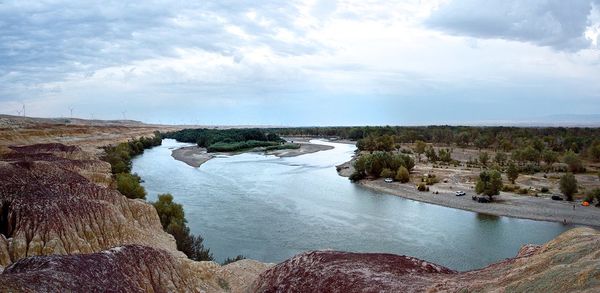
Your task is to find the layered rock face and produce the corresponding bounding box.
[0,143,271,292]
[0,143,182,267]
[1,245,269,292]
[253,227,600,292]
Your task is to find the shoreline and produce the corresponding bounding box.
[171,141,334,167]
[345,174,600,227]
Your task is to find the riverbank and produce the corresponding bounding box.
[349,176,600,227]
[172,141,334,167]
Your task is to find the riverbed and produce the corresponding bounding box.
[132,139,572,271]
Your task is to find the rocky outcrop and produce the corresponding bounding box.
[253,227,600,292]
[0,244,271,292]
[0,144,181,267]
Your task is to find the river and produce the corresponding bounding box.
[132,139,572,271]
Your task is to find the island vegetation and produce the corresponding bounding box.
[163,128,299,152]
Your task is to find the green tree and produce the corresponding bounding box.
[425,146,438,162]
[506,162,519,184]
[153,194,213,261]
[395,166,410,183]
[559,173,578,201]
[479,152,489,167]
[438,148,453,163]
[494,152,507,166]
[542,150,558,166]
[475,170,503,200]
[380,168,395,178]
[414,140,426,162]
[115,173,146,199]
[563,151,584,173]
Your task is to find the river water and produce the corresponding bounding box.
[132,139,572,271]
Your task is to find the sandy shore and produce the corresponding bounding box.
[172,141,334,167]
[171,146,215,167]
[353,178,600,227]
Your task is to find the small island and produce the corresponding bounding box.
[165,128,333,167]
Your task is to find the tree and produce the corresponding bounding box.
[380,168,395,178]
[506,162,519,184]
[475,170,503,200]
[563,151,584,173]
[395,166,410,183]
[153,194,213,261]
[494,152,507,166]
[479,152,489,167]
[425,146,438,162]
[223,255,246,265]
[559,173,578,201]
[115,173,147,199]
[414,140,426,162]
[542,150,558,166]
[438,148,453,163]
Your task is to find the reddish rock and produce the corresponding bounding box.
[252,250,455,292]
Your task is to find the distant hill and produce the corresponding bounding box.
[0,114,146,128]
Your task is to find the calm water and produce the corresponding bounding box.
[132,139,573,271]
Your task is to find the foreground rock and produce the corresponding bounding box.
[253,227,600,292]
[0,244,269,292]
[0,143,181,266]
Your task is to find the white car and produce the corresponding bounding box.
[455,191,466,196]
[384,178,393,183]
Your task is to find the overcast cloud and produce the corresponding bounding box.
[0,0,599,125]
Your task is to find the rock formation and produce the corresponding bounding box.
[252,227,600,292]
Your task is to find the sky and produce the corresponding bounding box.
[1,0,600,126]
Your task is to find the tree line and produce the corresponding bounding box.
[163,128,287,152]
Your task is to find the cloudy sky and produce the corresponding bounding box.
[1,0,599,125]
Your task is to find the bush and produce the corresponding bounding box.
[540,187,549,193]
[475,170,503,200]
[395,166,410,183]
[417,182,429,192]
[115,173,146,199]
[559,172,578,201]
[222,255,246,265]
[563,151,584,173]
[518,188,529,195]
[502,184,517,192]
[380,168,395,178]
[349,171,365,182]
[153,194,213,261]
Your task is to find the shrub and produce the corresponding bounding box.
[540,187,549,193]
[153,194,213,261]
[222,255,246,265]
[395,166,410,183]
[380,168,395,179]
[518,188,529,195]
[559,172,578,201]
[563,151,584,173]
[475,170,503,200]
[115,173,146,199]
[417,182,429,192]
[349,171,365,182]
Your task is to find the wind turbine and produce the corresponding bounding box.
[21,103,25,117]
[121,110,127,120]
[69,107,74,118]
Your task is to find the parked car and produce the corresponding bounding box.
[551,195,564,201]
[384,178,393,183]
[455,191,466,196]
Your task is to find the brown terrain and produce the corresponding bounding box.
[252,227,600,292]
[1,116,599,292]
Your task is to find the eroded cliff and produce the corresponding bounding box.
[252,227,600,292]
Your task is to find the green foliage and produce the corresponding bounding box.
[479,152,489,167]
[379,168,395,178]
[207,140,280,152]
[115,173,146,199]
[542,150,558,166]
[102,133,162,174]
[494,152,507,166]
[164,128,284,152]
[588,141,600,162]
[540,187,549,193]
[506,161,519,184]
[264,143,301,151]
[153,194,214,261]
[425,146,438,162]
[395,166,410,183]
[417,182,429,191]
[349,171,365,182]
[559,173,578,201]
[222,255,246,265]
[563,151,584,173]
[353,152,414,178]
[438,148,453,163]
[413,140,426,161]
[475,170,503,200]
[356,135,395,152]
